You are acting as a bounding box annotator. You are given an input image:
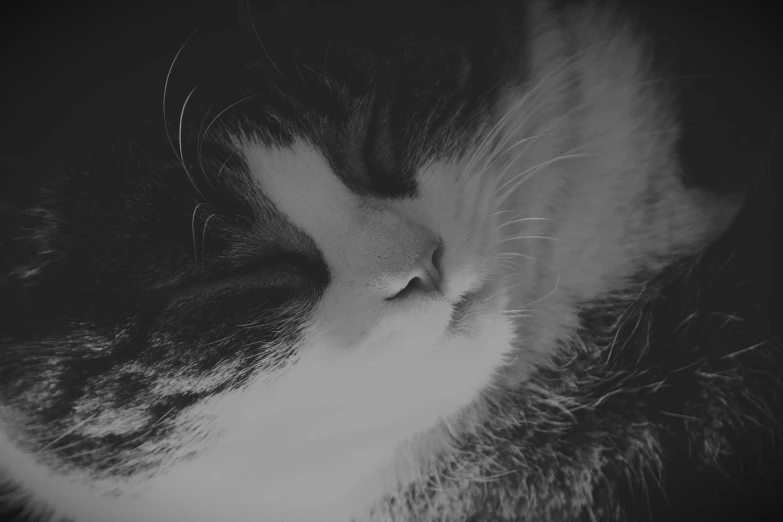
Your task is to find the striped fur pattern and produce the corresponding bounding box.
[1,1,776,521]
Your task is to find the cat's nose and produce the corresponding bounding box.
[389,240,444,298]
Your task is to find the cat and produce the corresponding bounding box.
[0,0,780,521]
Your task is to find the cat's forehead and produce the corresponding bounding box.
[222,4,518,187]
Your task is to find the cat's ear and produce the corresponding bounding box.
[687,188,745,247]
[629,184,745,275]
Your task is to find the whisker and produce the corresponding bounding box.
[490,97,592,188]
[497,216,551,228]
[485,75,583,168]
[495,152,599,205]
[480,95,593,203]
[462,58,584,177]
[478,286,507,304]
[201,93,263,151]
[466,89,550,177]
[191,202,206,265]
[522,274,561,308]
[179,85,201,196]
[300,62,326,81]
[215,151,236,185]
[476,61,591,175]
[201,213,218,264]
[494,252,539,264]
[245,0,283,78]
[163,29,198,166]
[197,65,260,183]
[497,94,591,168]
[496,234,558,244]
[464,94,531,175]
[162,31,205,199]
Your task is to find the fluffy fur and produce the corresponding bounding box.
[0,1,779,521]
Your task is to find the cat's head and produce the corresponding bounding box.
[0,1,743,521]
[0,2,527,516]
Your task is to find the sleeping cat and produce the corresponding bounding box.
[1,0,779,521]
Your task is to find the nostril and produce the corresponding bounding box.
[401,275,428,294]
[388,239,444,300]
[410,273,436,293]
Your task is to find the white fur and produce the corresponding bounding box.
[0,131,516,522]
[0,1,742,521]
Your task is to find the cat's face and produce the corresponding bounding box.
[0,2,743,521]
[0,5,526,520]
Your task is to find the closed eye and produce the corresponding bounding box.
[166,252,330,302]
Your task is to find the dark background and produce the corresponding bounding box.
[1,1,781,521]
[0,0,243,156]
